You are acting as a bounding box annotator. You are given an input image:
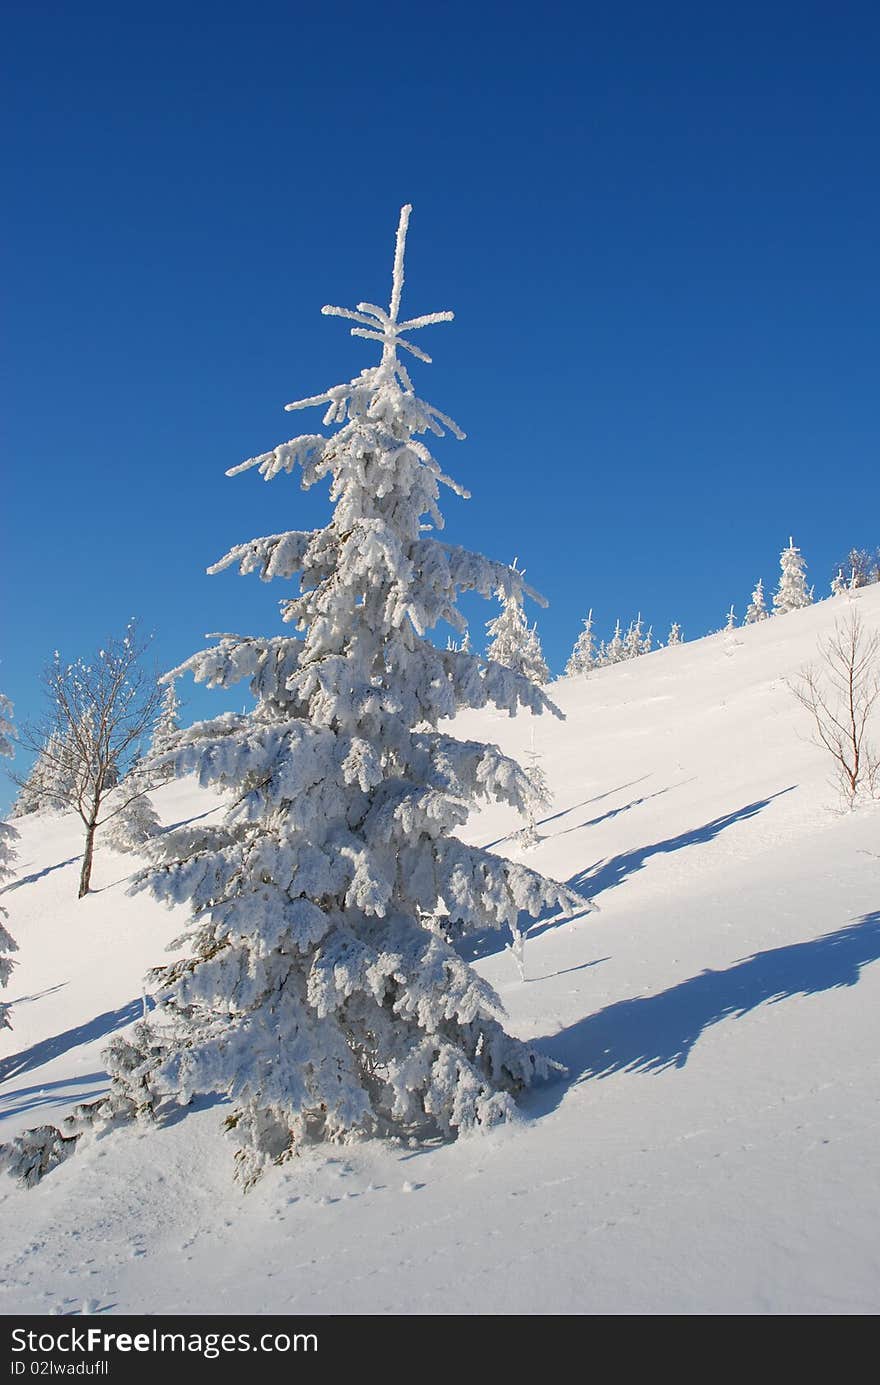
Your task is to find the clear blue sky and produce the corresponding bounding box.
[2,1,879,806]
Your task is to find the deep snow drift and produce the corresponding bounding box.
[1,587,879,1315]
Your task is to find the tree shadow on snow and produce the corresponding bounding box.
[480,777,653,851]
[547,781,691,840]
[0,856,81,894]
[0,997,152,1085]
[527,910,880,1116]
[458,791,795,965]
[570,788,795,899]
[4,982,67,1007]
[0,1072,107,1123]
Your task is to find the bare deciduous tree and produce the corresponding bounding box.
[790,611,880,807]
[14,622,162,897]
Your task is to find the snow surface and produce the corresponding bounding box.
[2,588,879,1315]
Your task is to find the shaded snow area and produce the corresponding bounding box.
[2,588,879,1315]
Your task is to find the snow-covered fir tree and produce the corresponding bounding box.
[514,727,551,857]
[104,791,162,853]
[0,206,590,1188]
[605,620,626,664]
[724,604,737,632]
[148,678,182,782]
[565,609,595,677]
[485,561,550,685]
[0,695,19,1029]
[10,732,64,818]
[641,624,653,655]
[744,579,769,623]
[773,536,812,614]
[666,622,683,646]
[624,615,644,660]
[830,568,846,597]
[836,547,877,590]
[14,721,113,821]
[0,694,13,762]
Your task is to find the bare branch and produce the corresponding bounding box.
[789,611,880,807]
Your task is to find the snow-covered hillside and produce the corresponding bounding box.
[2,588,879,1315]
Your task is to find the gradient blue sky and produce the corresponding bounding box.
[2,1,879,805]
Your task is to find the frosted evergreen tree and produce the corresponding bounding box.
[2,206,589,1188]
[11,732,63,818]
[773,536,812,614]
[104,791,162,853]
[724,604,737,632]
[12,726,102,820]
[148,678,182,782]
[605,620,626,664]
[565,609,595,676]
[0,695,19,1029]
[640,624,653,655]
[624,615,644,660]
[514,725,551,859]
[666,622,683,647]
[830,568,849,597]
[485,561,550,685]
[744,579,768,623]
[0,694,13,761]
[836,548,877,590]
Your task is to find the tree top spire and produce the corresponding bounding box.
[308,204,455,376]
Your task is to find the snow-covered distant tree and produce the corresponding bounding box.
[745,579,769,623]
[624,615,644,660]
[641,625,653,655]
[773,537,812,615]
[724,605,737,632]
[605,620,626,664]
[565,609,595,677]
[830,568,847,598]
[0,695,13,761]
[104,791,162,854]
[0,695,19,1030]
[11,731,63,818]
[485,561,550,685]
[836,548,878,591]
[1,206,589,1189]
[147,678,182,783]
[666,622,683,647]
[514,725,551,858]
[14,625,162,896]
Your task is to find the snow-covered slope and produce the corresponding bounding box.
[2,589,879,1315]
